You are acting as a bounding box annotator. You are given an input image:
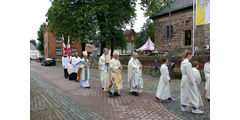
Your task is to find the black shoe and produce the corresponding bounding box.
[114,92,121,96]
[131,92,139,96]
[109,92,113,97]
[102,88,104,90]
[86,87,91,88]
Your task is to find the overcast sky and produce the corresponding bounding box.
[27,0,147,42]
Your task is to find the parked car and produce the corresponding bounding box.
[41,58,56,66]
[204,45,210,54]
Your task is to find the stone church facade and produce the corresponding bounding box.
[150,0,210,54]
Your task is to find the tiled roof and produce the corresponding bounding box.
[124,29,135,36]
[150,0,193,19]
[30,43,37,50]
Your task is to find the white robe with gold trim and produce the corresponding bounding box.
[98,54,111,88]
[79,58,90,87]
[104,58,123,92]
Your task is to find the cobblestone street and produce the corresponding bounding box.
[30,62,209,120]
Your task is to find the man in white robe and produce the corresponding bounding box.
[77,51,90,88]
[104,50,123,97]
[67,53,74,77]
[127,52,143,96]
[98,48,111,90]
[69,52,81,80]
[62,53,69,79]
[204,58,210,102]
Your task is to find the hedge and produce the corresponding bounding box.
[118,55,209,63]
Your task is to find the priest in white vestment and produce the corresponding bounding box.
[77,51,90,88]
[204,57,210,102]
[127,52,143,96]
[180,50,204,114]
[104,50,123,97]
[156,58,175,102]
[98,48,111,90]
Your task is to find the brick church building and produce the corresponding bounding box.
[150,0,210,54]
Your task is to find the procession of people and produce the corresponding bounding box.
[61,48,210,114]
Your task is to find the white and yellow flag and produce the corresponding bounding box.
[196,0,210,26]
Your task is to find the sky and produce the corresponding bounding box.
[28,0,147,42]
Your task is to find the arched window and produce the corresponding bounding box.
[185,30,191,46]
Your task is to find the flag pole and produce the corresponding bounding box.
[193,0,195,55]
[167,0,172,71]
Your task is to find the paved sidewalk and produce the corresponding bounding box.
[31,78,67,120]
[31,63,180,120]
[31,74,102,120]
[31,63,209,120]
[90,69,210,120]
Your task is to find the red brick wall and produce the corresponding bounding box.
[44,27,82,58]
[125,31,136,43]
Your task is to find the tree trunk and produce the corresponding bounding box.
[100,41,106,55]
[111,37,114,56]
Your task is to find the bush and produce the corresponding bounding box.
[118,55,209,63]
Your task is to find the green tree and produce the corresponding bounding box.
[46,0,136,56]
[30,39,37,47]
[140,0,174,17]
[37,23,47,56]
[134,19,154,49]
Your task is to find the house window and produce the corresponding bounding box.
[131,36,134,40]
[56,47,62,55]
[72,37,77,43]
[71,48,77,53]
[56,36,62,43]
[166,25,173,39]
[185,30,191,46]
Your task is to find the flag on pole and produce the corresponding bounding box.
[62,35,67,54]
[67,36,71,55]
[196,0,210,26]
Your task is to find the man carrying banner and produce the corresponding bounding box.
[62,52,69,79]
[98,48,111,90]
[127,52,143,96]
[104,50,123,97]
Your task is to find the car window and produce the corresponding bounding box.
[45,58,53,60]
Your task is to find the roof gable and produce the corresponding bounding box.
[30,43,37,50]
[124,29,136,36]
